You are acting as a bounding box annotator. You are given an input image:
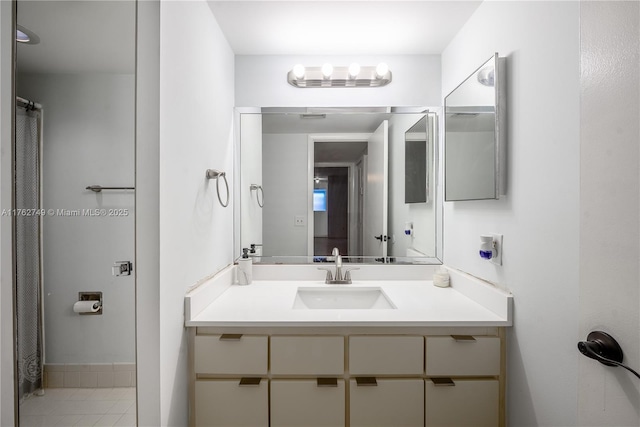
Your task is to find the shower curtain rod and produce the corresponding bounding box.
[16,96,42,110]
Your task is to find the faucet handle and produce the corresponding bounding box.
[317,267,333,282]
[344,267,360,282]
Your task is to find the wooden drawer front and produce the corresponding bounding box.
[349,336,424,375]
[195,379,268,426]
[425,379,499,426]
[271,336,344,375]
[350,379,424,427]
[425,336,500,376]
[194,335,267,375]
[271,379,345,427]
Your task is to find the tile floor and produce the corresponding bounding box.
[19,388,136,427]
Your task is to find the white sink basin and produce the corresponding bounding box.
[293,287,396,310]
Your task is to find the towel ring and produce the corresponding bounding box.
[250,184,264,208]
[206,169,229,207]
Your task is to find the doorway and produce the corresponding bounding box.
[313,166,349,256]
[313,138,368,257]
[13,1,137,425]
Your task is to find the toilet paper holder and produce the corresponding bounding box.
[78,292,102,315]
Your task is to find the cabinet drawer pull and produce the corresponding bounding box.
[355,377,377,386]
[238,377,261,386]
[451,335,476,342]
[220,334,243,341]
[431,378,455,386]
[317,378,338,387]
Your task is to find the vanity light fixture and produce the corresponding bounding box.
[287,62,392,88]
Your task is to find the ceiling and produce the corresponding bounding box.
[16,0,136,74]
[262,111,393,134]
[15,1,482,74]
[315,142,368,163]
[261,111,426,162]
[208,1,483,55]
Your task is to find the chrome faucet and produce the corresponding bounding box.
[317,247,358,284]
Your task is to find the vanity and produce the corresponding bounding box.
[188,57,512,425]
[185,264,512,427]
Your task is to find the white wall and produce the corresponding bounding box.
[17,73,135,364]
[236,55,440,107]
[388,114,436,258]
[262,133,309,256]
[135,0,161,423]
[579,2,640,425]
[157,1,235,424]
[0,1,15,425]
[441,2,581,426]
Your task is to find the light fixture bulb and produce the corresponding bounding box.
[348,63,361,78]
[16,29,30,43]
[321,63,333,78]
[15,25,40,45]
[293,64,305,79]
[375,62,389,78]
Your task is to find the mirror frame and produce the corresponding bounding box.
[444,53,506,201]
[233,107,443,265]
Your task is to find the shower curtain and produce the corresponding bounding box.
[15,105,43,400]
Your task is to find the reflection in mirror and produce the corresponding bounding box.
[405,116,428,204]
[15,1,136,424]
[238,109,441,265]
[444,53,506,201]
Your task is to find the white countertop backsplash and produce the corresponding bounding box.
[184,264,512,328]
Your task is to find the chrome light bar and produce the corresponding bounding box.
[287,65,392,88]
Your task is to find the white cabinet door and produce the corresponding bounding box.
[425,336,500,376]
[350,336,423,375]
[425,379,499,426]
[195,379,268,427]
[194,335,268,375]
[271,379,345,427]
[350,379,423,427]
[271,336,344,375]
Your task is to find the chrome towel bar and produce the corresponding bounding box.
[86,185,135,193]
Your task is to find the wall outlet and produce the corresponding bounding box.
[491,234,503,266]
[294,215,306,227]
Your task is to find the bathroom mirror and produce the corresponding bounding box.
[14,1,137,425]
[404,116,428,204]
[236,108,441,265]
[444,53,506,201]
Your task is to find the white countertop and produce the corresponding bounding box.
[185,266,512,328]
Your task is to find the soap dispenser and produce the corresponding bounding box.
[237,248,252,285]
